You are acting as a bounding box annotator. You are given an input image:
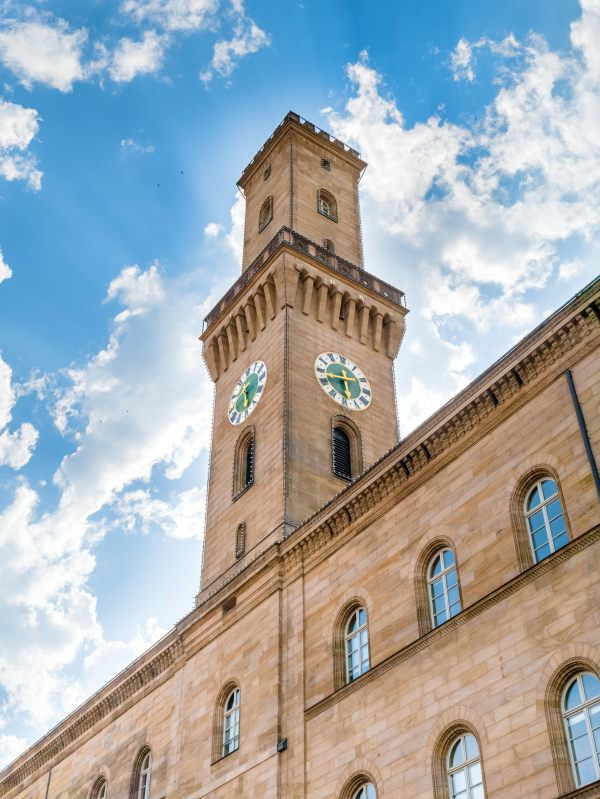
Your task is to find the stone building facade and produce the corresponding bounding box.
[1,112,599,799]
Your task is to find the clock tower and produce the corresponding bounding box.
[198,112,408,596]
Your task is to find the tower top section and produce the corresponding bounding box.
[236,111,367,271]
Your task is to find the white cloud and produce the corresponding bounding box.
[0,356,39,470]
[0,247,12,284]
[113,486,206,539]
[0,733,29,768]
[121,0,219,31]
[0,262,215,745]
[200,2,270,84]
[226,191,245,262]
[0,19,87,92]
[0,99,42,190]
[450,34,520,82]
[120,136,155,156]
[204,221,223,237]
[109,31,167,83]
[325,2,600,433]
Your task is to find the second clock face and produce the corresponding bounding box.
[227,360,267,425]
[314,352,372,411]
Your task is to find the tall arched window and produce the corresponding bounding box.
[317,189,338,221]
[223,686,241,757]
[525,477,568,562]
[258,196,273,232]
[428,548,461,628]
[447,734,485,799]
[233,428,254,498]
[333,426,352,481]
[562,672,600,787]
[132,749,151,799]
[352,785,376,799]
[345,607,370,683]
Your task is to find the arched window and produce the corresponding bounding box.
[333,426,352,481]
[345,607,370,683]
[91,777,107,799]
[428,548,461,628]
[525,477,568,562]
[223,687,241,757]
[352,785,376,799]
[132,749,151,799]
[447,734,485,799]
[562,672,600,787]
[258,196,273,232]
[233,427,254,498]
[317,189,338,221]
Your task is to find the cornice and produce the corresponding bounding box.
[305,523,600,721]
[237,111,366,190]
[0,635,184,795]
[281,278,600,572]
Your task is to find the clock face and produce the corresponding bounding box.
[227,360,267,425]
[314,352,372,411]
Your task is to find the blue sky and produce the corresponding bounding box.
[1,0,599,767]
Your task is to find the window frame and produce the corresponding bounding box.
[212,681,242,763]
[427,548,462,628]
[524,477,569,564]
[331,416,362,483]
[222,686,241,758]
[344,606,370,684]
[510,466,571,571]
[446,733,485,799]
[317,189,338,222]
[90,777,108,799]
[130,748,151,799]
[562,672,600,788]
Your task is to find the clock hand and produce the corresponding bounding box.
[240,382,250,408]
[324,371,357,382]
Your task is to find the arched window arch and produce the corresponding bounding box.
[130,748,151,799]
[212,682,241,761]
[446,734,485,799]
[427,548,462,628]
[258,195,273,232]
[524,477,568,563]
[317,188,338,222]
[90,777,107,799]
[340,772,378,799]
[510,466,571,570]
[562,672,600,787]
[332,417,362,482]
[233,427,254,498]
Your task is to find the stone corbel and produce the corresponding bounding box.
[385,315,405,358]
[302,273,315,316]
[217,329,229,373]
[331,289,343,330]
[345,297,356,337]
[372,311,383,351]
[358,301,369,344]
[235,313,247,353]
[226,319,238,363]
[243,302,256,341]
[203,337,220,382]
[316,282,329,322]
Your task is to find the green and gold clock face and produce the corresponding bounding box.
[314,352,372,411]
[227,360,267,425]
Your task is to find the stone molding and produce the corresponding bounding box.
[0,637,184,795]
[304,523,600,721]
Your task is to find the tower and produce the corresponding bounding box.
[199,112,408,595]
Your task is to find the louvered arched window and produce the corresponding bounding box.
[233,428,254,498]
[333,426,352,480]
